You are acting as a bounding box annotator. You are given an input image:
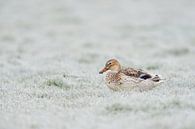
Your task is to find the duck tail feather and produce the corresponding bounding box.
[152,75,163,82]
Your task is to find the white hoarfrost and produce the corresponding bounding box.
[0,0,195,129]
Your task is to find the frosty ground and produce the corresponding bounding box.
[0,0,195,129]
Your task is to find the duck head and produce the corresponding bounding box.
[99,59,121,74]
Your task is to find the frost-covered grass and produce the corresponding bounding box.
[0,0,195,129]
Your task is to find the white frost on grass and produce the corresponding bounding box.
[0,0,195,129]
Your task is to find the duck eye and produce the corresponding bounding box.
[108,62,111,65]
[106,62,112,66]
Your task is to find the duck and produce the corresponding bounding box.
[99,59,163,91]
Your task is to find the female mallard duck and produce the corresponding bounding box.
[99,59,163,91]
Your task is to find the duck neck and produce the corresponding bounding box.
[112,64,121,73]
[117,65,121,72]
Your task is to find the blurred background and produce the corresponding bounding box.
[0,0,195,129]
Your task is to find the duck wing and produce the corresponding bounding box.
[121,68,152,80]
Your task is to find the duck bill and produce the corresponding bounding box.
[99,67,108,74]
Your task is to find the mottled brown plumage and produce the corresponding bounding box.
[99,59,163,91]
